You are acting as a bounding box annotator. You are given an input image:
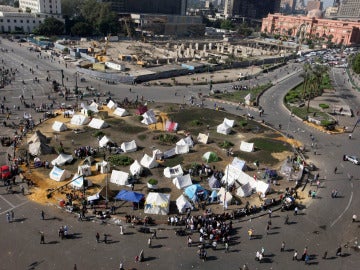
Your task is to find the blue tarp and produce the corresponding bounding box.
[115,190,145,203]
[184,184,208,201]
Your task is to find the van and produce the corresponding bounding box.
[0,165,12,180]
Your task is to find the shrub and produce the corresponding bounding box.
[190,119,202,126]
[148,179,158,185]
[137,134,147,141]
[137,115,144,122]
[321,119,334,127]
[319,103,329,109]
[93,131,105,138]
[239,120,248,128]
[158,134,178,144]
[108,155,134,166]
[219,140,234,149]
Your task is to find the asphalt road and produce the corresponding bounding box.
[0,37,360,270]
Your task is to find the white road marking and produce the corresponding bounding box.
[330,190,353,228]
[340,163,344,168]
[0,195,15,208]
[0,200,29,215]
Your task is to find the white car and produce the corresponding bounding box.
[343,155,359,165]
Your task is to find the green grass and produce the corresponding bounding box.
[107,118,147,134]
[215,83,272,103]
[163,155,184,167]
[287,105,332,121]
[248,138,290,153]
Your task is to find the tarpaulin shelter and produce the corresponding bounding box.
[223,118,235,127]
[197,133,209,144]
[88,118,108,129]
[176,195,193,214]
[110,170,130,186]
[218,187,233,206]
[236,182,252,197]
[51,153,73,166]
[129,160,143,176]
[28,130,47,144]
[144,192,170,215]
[165,120,178,132]
[95,161,110,174]
[77,164,92,176]
[140,154,158,169]
[176,136,194,148]
[107,100,117,110]
[113,107,129,117]
[99,135,113,148]
[164,164,184,178]
[49,166,71,182]
[184,184,208,202]
[175,144,189,154]
[208,175,221,189]
[216,122,231,135]
[172,174,192,189]
[202,151,219,163]
[70,114,90,126]
[70,173,92,190]
[141,109,157,125]
[121,140,137,153]
[52,121,67,132]
[136,105,147,115]
[210,190,218,203]
[240,141,254,152]
[29,141,54,156]
[231,157,246,171]
[115,190,145,209]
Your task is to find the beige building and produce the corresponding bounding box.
[19,0,61,15]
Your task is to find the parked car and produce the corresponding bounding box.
[343,155,359,165]
[0,165,12,180]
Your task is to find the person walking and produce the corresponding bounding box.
[6,212,11,223]
[334,167,338,174]
[305,254,310,265]
[41,210,45,220]
[248,228,253,240]
[268,209,272,218]
[284,215,289,225]
[281,241,285,252]
[96,232,100,243]
[225,242,229,253]
[10,210,14,222]
[336,246,342,256]
[148,237,152,248]
[103,234,108,244]
[187,236,192,247]
[352,214,357,222]
[293,250,298,261]
[40,232,45,244]
[294,206,298,216]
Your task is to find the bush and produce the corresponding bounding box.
[239,120,248,128]
[93,131,105,138]
[190,119,202,126]
[158,134,178,144]
[321,119,334,127]
[137,134,147,141]
[148,178,158,185]
[219,140,234,149]
[108,155,134,166]
[137,115,144,121]
[319,103,329,109]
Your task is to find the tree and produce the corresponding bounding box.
[33,17,64,36]
[220,19,234,30]
[351,53,360,74]
[71,22,93,36]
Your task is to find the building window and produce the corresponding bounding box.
[0,19,2,22]
[27,20,29,23]
[20,20,23,23]
[14,19,17,23]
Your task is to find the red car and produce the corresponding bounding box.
[0,165,12,180]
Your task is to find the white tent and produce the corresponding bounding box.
[164,148,176,158]
[231,157,246,171]
[121,140,137,153]
[164,164,184,178]
[176,136,194,148]
[144,192,170,215]
[236,182,253,197]
[217,122,231,135]
[77,165,92,176]
[223,118,235,127]
[240,141,254,152]
[113,107,128,117]
[28,141,53,156]
[70,114,90,126]
[70,173,92,189]
[52,121,67,132]
[254,180,270,196]
[81,102,99,114]
[88,118,108,129]
[175,144,189,154]
[49,166,71,182]
[140,154,158,169]
[129,160,143,176]
[107,100,117,110]
[99,136,113,148]
[95,161,110,174]
[28,130,47,144]
[173,174,193,189]
[141,109,157,125]
[218,187,233,206]
[176,195,193,213]
[152,149,164,160]
[110,170,129,186]
[197,133,209,144]
[51,153,73,166]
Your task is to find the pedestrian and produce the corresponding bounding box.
[40,232,45,244]
[322,250,328,259]
[74,264,77,270]
[305,254,310,264]
[352,214,357,222]
[104,234,108,244]
[151,230,157,239]
[225,242,229,253]
[281,241,285,252]
[284,215,289,225]
[10,210,14,222]
[294,206,298,216]
[187,236,192,247]
[148,237,152,248]
[96,232,100,243]
[293,250,298,261]
[268,209,272,218]
[259,252,263,263]
[336,246,342,256]
[41,210,45,220]
[349,133,352,139]
[248,228,253,240]
[6,212,11,223]
[119,262,124,270]
[266,224,270,235]
[334,167,338,174]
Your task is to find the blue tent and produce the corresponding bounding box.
[115,190,145,203]
[184,184,208,201]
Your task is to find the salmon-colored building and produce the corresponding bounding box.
[261,12,360,46]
